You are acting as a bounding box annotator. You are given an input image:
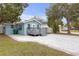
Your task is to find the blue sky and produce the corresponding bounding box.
[20,3,49,21]
[20,3,67,24]
[22,3,49,16]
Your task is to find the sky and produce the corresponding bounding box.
[20,3,67,24]
[20,3,50,21]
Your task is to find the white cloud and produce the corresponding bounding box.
[20,14,34,21]
[20,14,48,22]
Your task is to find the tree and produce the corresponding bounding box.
[61,4,79,33]
[46,4,63,33]
[70,4,79,28]
[59,4,72,34]
[46,3,79,34]
[0,3,28,24]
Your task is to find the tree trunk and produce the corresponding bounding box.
[67,18,71,34]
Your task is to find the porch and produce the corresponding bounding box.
[27,27,47,36]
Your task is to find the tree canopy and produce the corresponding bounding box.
[46,3,79,34]
[46,4,63,33]
[0,3,28,24]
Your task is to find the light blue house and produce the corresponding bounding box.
[4,17,48,36]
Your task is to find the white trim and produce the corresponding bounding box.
[24,19,41,24]
[23,18,42,24]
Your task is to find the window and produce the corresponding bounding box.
[37,25,40,29]
[11,25,14,28]
[18,24,22,30]
[27,24,30,29]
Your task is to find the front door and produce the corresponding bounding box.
[13,29,18,34]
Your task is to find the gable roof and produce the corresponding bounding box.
[22,16,46,24]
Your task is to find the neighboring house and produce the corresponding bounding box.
[4,16,50,36]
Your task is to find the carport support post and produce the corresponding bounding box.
[59,25,62,33]
[23,24,27,35]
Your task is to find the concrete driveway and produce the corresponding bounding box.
[8,34,79,56]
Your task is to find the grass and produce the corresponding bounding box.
[70,30,79,32]
[0,34,71,56]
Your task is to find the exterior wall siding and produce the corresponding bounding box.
[23,21,41,35]
[18,23,25,35]
[5,25,13,35]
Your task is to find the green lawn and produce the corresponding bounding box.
[70,30,79,32]
[0,34,71,56]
